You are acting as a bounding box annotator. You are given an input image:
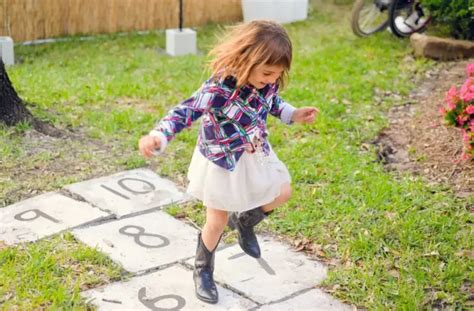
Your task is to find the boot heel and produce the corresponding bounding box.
[227,212,238,230]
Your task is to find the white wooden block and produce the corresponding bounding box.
[0,36,14,66]
[293,0,309,21]
[166,28,197,56]
[242,0,308,24]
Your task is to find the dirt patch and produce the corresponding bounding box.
[374,60,473,198]
[0,128,137,207]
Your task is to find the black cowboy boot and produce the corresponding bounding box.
[228,208,272,258]
[193,232,220,304]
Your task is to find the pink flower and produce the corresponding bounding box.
[460,78,474,102]
[465,93,474,102]
[466,105,474,114]
[445,86,459,106]
[462,131,470,142]
[460,151,471,160]
[466,63,474,77]
[447,101,457,111]
[456,114,468,126]
[441,71,474,161]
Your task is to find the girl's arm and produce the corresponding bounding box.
[139,78,229,158]
[148,90,222,152]
[269,90,319,125]
[269,94,296,125]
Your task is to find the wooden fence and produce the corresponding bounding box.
[0,0,243,42]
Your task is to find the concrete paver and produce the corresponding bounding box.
[82,265,257,310]
[73,210,199,273]
[0,192,109,244]
[257,288,352,311]
[187,236,327,304]
[65,168,190,218]
[2,170,353,310]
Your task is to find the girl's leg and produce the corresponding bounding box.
[194,207,228,304]
[202,207,228,250]
[229,182,292,258]
[261,182,292,213]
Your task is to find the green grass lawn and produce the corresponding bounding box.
[1,1,472,310]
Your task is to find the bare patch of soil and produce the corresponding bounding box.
[374,60,473,198]
[0,128,138,207]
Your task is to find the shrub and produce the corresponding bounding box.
[439,63,474,160]
[421,0,474,40]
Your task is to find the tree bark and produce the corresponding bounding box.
[0,59,34,125]
[0,59,62,137]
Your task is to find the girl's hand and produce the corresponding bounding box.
[139,135,162,158]
[291,107,319,124]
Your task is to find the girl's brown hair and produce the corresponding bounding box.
[208,20,292,88]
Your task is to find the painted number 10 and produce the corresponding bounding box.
[100,178,156,200]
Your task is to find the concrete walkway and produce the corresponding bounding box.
[0,168,352,310]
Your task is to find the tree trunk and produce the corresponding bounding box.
[0,58,34,125]
[0,59,62,137]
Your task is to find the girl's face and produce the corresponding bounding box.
[247,64,284,89]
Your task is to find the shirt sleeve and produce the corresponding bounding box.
[269,94,296,125]
[149,90,221,147]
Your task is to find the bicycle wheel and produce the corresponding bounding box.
[388,0,431,37]
[351,0,391,37]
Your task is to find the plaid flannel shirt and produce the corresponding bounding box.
[150,76,295,171]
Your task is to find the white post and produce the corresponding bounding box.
[242,0,309,24]
[166,29,197,56]
[0,37,14,66]
[293,0,309,22]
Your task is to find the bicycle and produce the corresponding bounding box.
[351,0,392,37]
[351,0,432,38]
[388,0,432,37]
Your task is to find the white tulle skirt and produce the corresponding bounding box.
[186,147,291,212]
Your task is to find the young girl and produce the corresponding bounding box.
[139,20,318,304]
